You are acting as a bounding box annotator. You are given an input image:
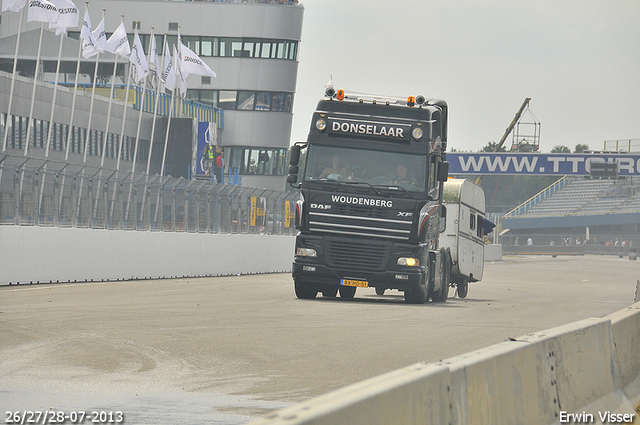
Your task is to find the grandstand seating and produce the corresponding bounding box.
[508,177,640,218]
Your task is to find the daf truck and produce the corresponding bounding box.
[287,88,472,303]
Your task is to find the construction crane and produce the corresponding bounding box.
[475,98,531,184]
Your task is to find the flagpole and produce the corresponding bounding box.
[109,60,132,223]
[125,27,152,223]
[72,2,90,224]
[71,2,89,162]
[23,22,46,156]
[48,31,66,159]
[145,33,166,175]
[115,43,134,172]
[2,6,26,152]
[131,27,153,174]
[101,15,123,167]
[88,50,102,160]
[161,46,178,178]
[40,26,68,219]
[89,9,105,166]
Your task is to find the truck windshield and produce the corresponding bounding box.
[303,145,428,192]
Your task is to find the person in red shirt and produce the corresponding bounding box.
[216,152,224,182]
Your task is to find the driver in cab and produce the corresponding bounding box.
[394,163,418,185]
[320,153,347,179]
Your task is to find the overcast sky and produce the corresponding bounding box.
[290,1,640,153]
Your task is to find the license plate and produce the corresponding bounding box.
[341,279,369,288]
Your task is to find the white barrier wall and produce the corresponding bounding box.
[249,303,640,425]
[483,244,502,262]
[0,226,296,285]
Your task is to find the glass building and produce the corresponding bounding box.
[0,0,304,190]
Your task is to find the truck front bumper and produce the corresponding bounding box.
[292,259,424,292]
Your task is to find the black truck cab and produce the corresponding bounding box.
[288,89,450,304]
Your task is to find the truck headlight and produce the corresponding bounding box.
[316,119,327,131]
[297,248,317,257]
[412,127,424,140]
[397,257,419,267]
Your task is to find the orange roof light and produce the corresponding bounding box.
[336,89,345,101]
[407,96,416,107]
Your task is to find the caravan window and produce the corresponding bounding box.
[470,213,476,231]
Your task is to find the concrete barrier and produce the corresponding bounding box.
[248,303,640,425]
[0,226,295,285]
[503,244,634,257]
[483,244,502,262]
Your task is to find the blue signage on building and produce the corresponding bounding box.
[196,122,217,176]
[447,153,640,176]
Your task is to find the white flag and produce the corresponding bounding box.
[105,22,130,56]
[48,0,78,35]
[91,16,107,51]
[28,0,59,24]
[161,40,173,87]
[180,43,216,78]
[174,45,187,97]
[149,35,160,74]
[129,32,149,84]
[2,0,28,12]
[80,10,101,58]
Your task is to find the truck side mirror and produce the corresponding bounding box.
[439,204,447,232]
[438,161,449,182]
[290,145,301,166]
[286,174,298,184]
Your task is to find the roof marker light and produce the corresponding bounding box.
[336,89,345,101]
[407,96,415,107]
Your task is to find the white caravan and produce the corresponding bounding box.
[440,178,489,298]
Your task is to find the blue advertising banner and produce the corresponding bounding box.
[196,122,217,176]
[447,153,640,176]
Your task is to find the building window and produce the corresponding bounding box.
[67,32,299,61]
[237,92,255,110]
[255,92,271,111]
[201,76,211,85]
[224,147,288,176]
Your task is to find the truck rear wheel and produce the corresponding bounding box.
[339,286,356,299]
[432,249,450,303]
[294,279,318,299]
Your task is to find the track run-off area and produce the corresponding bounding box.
[1,255,638,424]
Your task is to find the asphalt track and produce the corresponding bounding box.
[1,255,638,424]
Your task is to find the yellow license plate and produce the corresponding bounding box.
[341,279,369,288]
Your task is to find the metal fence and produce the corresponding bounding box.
[0,154,299,235]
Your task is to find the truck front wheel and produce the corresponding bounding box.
[294,279,318,299]
[404,287,427,304]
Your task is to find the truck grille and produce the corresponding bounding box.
[325,238,391,272]
[308,208,413,241]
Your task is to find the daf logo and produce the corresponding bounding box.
[397,212,413,217]
[310,203,332,210]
